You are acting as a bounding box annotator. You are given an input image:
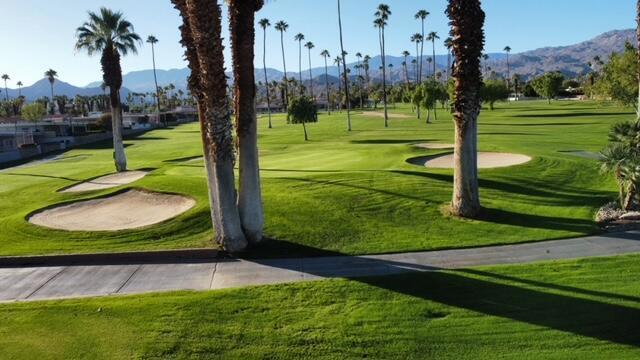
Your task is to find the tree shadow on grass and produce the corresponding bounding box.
[482,122,601,127]
[242,238,640,348]
[391,170,610,207]
[1,173,79,182]
[350,139,432,144]
[512,112,633,118]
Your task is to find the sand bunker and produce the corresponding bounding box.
[414,143,455,150]
[411,152,531,169]
[29,190,195,231]
[62,171,148,192]
[361,111,412,119]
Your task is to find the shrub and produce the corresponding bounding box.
[287,96,317,141]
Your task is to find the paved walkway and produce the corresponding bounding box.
[2,231,640,303]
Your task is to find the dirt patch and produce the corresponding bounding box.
[414,143,455,150]
[62,171,148,192]
[361,111,412,119]
[409,152,531,169]
[29,190,195,231]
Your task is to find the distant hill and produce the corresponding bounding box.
[2,78,131,101]
[487,29,635,79]
[3,28,634,100]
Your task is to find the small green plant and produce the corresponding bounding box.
[21,102,47,130]
[480,80,510,110]
[287,96,317,141]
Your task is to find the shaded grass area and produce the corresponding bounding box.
[0,101,629,256]
[1,255,639,359]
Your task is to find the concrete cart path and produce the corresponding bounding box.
[2,231,640,303]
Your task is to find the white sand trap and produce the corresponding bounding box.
[29,190,195,231]
[414,143,455,149]
[361,111,412,119]
[62,171,148,193]
[417,152,531,169]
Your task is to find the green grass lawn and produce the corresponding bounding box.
[0,100,627,256]
[1,254,639,359]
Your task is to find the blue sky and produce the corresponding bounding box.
[0,0,635,87]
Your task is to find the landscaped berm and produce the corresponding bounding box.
[2,0,640,358]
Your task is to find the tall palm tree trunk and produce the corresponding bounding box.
[432,39,436,77]
[279,31,289,109]
[415,42,421,119]
[110,88,127,172]
[102,46,127,172]
[336,61,342,112]
[337,0,352,131]
[637,0,640,121]
[151,42,162,124]
[324,57,331,114]
[419,19,425,83]
[380,27,389,126]
[262,26,272,128]
[298,41,303,94]
[229,0,264,244]
[175,0,247,252]
[307,48,314,99]
[448,0,484,218]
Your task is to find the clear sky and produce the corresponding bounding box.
[0,0,635,87]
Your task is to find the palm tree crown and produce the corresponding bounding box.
[75,8,141,57]
[259,18,270,29]
[274,20,288,32]
[146,35,158,45]
[415,9,429,20]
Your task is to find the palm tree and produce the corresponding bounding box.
[356,52,363,108]
[415,10,429,83]
[16,81,23,98]
[504,45,512,90]
[427,31,440,77]
[75,8,141,173]
[482,53,489,75]
[321,50,331,114]
[294,33,305,93]
[173,0,248,252]
[258,19,273,129]
[402,50,410,85]
[337,0,352,131]
[374,3,391,127]
[146,35,162,121]
[275,21,289,108]
[504,46,511,81]
[410,33,422,84]
[305,41,315,99]
[444,37,453,82]
[637,0,640,121]
[1,74,9,101]
[44,69,58,113]
[228,0,265,245]
[447,0,485,218]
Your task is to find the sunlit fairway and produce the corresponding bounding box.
[0,100,627,257]
[1,254,639,359]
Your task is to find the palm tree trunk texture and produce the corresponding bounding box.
[337,0,352,131]
[101,46,128,172]
[262,26,272,128]
[636,0,640,122]
[448,0,484,218]
[229,0,264,244]
[175,0,248,252]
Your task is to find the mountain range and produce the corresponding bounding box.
[2,29,635,101]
